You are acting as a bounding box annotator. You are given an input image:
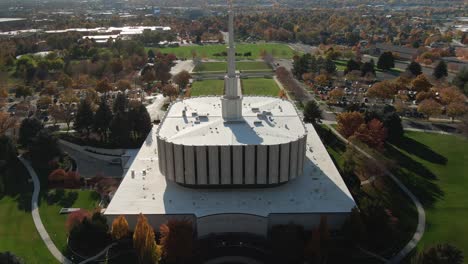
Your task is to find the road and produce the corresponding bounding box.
[59,143,123,178]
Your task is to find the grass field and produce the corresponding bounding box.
[386,132,468,255]
[241,78,280,96]
[0,162,58,264]
[193,61,272,72]
[149,43,295,59]
[190,78,280,97]
[40,190,100,253]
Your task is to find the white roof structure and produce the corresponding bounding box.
[157,96,307,146]
[104,124,356,217]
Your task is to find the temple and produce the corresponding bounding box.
[104,3,356,237]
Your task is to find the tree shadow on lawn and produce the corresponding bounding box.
[0,160,34,212]
[393,136,447,165]
[385,144,444,208]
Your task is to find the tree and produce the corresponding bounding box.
[154,61,172,84]
[113,93,128,113]
[342,207,367,246]
[110,58,123,82]
[367,80,397,99]
[361,61,375,77]
[66,209,90,233]
[407,61,423,76]
[93,97,113,142]
[142,68,156,90]
[328,88,344,103]
[96,78,113,94]
[351,119,387,151]
[337,111,365,138]
[377,51,395,71]
[439,87,466,105]
[0,252,24,264]
[452,67,468,95]
[110,112,131,146]
[418,99,442,119]
[69,211,111,257]
[0,135,17,170]
[345,59,360,74]
[133,214,158,264]
[58,74,73,89]
[303,100,322,125]
[0,112,16,136]
[383,112,404,143]
[162,84,178,102]
[116,80,132,92]
[30,129,61,168]
[134,104,152,141]
[413,244,463,264]
[411,74,432,92]
[160,219,194,264]
[15,85,33,98]
[433,60,448,79]
[172,70,191,90]
[18,118,43,148]
[314,74,329,87]
[74,100,94,137]
[111,215,129,240]
[446,102,467,122]
[324,58,337,74]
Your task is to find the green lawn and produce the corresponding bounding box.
[386,132,468,255]
[149,43,295,59]
[190,78,280,97]
[39,189,100,253]
[0,162,58,264]
[193,61,272,72]
[241,78,280,96]
[190,79,225,96]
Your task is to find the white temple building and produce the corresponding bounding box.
[104,5,355,237]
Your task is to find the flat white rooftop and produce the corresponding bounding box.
[157,96,307,146]
[105,124,356,217]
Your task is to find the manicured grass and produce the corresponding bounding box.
[39,190,100,253]
[149,43,295,59]
[0,162,58,264]
[193,61,272,72]
[334,60,348,72]
[190,78,280,97]
[387,132,468,254]
[190,80,225,96]
[241,78,280,96]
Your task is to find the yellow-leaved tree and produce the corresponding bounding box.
[133,213,159,264]
[111,215,129,240]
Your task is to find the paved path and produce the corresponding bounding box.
[324,125,426,264]
[78,242,117,264]
[18,156,72,264]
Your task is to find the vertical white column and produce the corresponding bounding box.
[196,146,208,184]
[184,146,195,184]
[268,145,280,184]
[209,146,219,185]
[256,145,267,184]
[174,144,184,183]
[232,145,243,184]
[221,146,231,184]
[244,145,255,184]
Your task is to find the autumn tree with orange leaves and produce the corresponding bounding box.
[351,119,387,151]
[337,111,365,138]
[0,112,16,135]
[160,219,194,264]
[133,214,159,264]
[111,215,129,240]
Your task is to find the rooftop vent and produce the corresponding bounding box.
[252,107,260,112]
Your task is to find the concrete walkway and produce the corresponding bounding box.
[324,125,426,264]
[18,156,72,264]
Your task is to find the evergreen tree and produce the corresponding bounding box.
[324,58,337,74]
[360,61,375,77]
[0,136,16,171]
[93,97,113,142]
[433,60,448,79]
[110,112,131,146]
[303,101,322,125]
[407,61,422,76]
[377,52,395,71]
[453,67,468,95]
[414,244,463,264]
[18,118,43,148]
[345,59,360,74]
[113,93,127,113]
[134,104,152,142]
[30,129,61,168]
[74,100,94,137]
[383,112,404,143]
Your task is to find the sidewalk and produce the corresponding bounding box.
[18,156,72,264]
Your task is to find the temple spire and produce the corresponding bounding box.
[221,0,243,121]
